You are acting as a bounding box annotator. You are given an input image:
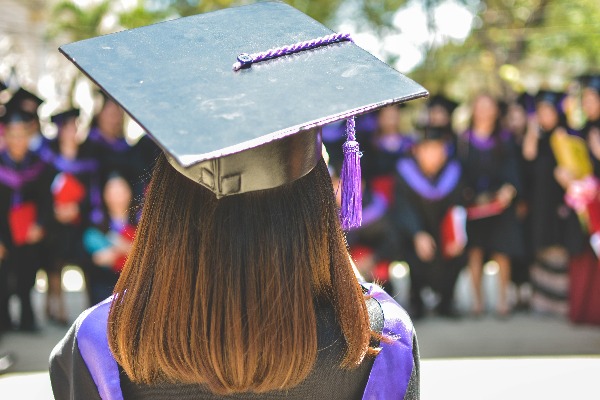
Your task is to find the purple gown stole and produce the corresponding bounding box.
[76,285,415,400]
[361,283,415,400]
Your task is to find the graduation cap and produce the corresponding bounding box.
[427,94,458,114]
[0,81,6,92]
[8,87,43,117]
[59,1,427,229]
[579,74,600,93]
[51,108,80,126]
[535,90,565,109]
[1,99,36,125]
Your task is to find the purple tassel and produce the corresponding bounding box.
[340,116,362,230]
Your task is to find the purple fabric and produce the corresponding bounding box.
[360,192,387,226]
[340,116,362,230]
[397,158,461,200]
[76,297,123,400]
[53,156,99,175]
[233,32,352,71]
[88,127,131,153]
[322,120,345,143]
[362,282,414,400]
[465,129,510,150]
[0,159,46,190]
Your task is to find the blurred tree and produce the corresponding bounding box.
[412,0,600,101]
[48,0,113,41]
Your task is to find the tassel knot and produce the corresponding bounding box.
[340,116,362,230]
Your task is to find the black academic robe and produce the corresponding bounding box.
[50,283,419,400]
[0,150,52,330]
[42,140,103,268]
[392,157,465,315]
[458,130,524,257]
[528,127,583,255]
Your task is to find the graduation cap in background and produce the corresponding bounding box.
[1,96,37,125]
[427,94,458,115]
[0,81,6,92]
[414,125,453,143]
[51,108,80,127]
[516,92,536,115]
[579,74,600,94]
[8,87,43,117]
[59,1,427,229]
[535,90,565,111]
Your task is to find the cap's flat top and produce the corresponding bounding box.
[60,2,427,166]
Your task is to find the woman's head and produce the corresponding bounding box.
[109,154,373,394]
[97,98,124,139]
[103,174,132,216]
[471,93,500,133]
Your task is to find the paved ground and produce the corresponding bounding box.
[0,270,599,399]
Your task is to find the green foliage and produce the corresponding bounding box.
[48,0,112,41]
[414,0,600,100]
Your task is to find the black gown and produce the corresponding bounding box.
[392,156,466,316]
[0,151,52,330]
[50,283,419,400]
[458,130,524,257]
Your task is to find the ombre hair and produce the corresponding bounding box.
[108,154,375,395]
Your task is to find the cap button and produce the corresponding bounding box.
[237,53,253,68]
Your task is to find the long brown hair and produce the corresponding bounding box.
[108,154,374,394]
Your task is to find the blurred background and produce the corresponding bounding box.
[0,0,599,399]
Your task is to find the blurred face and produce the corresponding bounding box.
[414,140,447,176]
[582,88,600,121]
[377,105,401,135]
[536,102,559,131]
[5,121,32,161]
[104,176,132,215]
[506,104,527,135]
[58,118,78,147]
[428,105,450,128]
[98,100,125,139]
[472,95,499,134]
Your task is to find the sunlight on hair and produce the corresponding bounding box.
[62,266,86,292]
[390,261,410,279]
[483,261,500,276]
[35,270,48,293]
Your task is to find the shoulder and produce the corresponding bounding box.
[49,298,118,400]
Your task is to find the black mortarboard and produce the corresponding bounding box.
[51,108,80,126]
[59,2,427,228]
[8,87,44,117]
[535,90,565,109]
[1,99,36,125]
[0,81,6,92]
[579,74,600,93]
[427,94,458,114]
[515,92,535,115]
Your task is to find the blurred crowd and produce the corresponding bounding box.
[0,72,599,344]
[327,74,600,322]
[0,83,159,335]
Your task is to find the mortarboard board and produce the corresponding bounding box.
[8,87,44,117]
[535,90,565,110]
[427,94,458,114]
[579,74,600,93]
[51,108,80,126]
[59,2,427,227]
[1,100,36,125]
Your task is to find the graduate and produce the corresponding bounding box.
[86,93,146,200]
[0,99,52,331]
[50,3,427,399]
[459,93,523,317]
[392,125,466,319]
[43,108,102,323]
[522,90,584,315]
[579,75,600,175]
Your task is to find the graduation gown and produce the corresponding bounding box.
[458,130,524,257]
[0,150,52,330]
[392,157,465,314]
[41,140,103,267]
[50,283,419,400]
